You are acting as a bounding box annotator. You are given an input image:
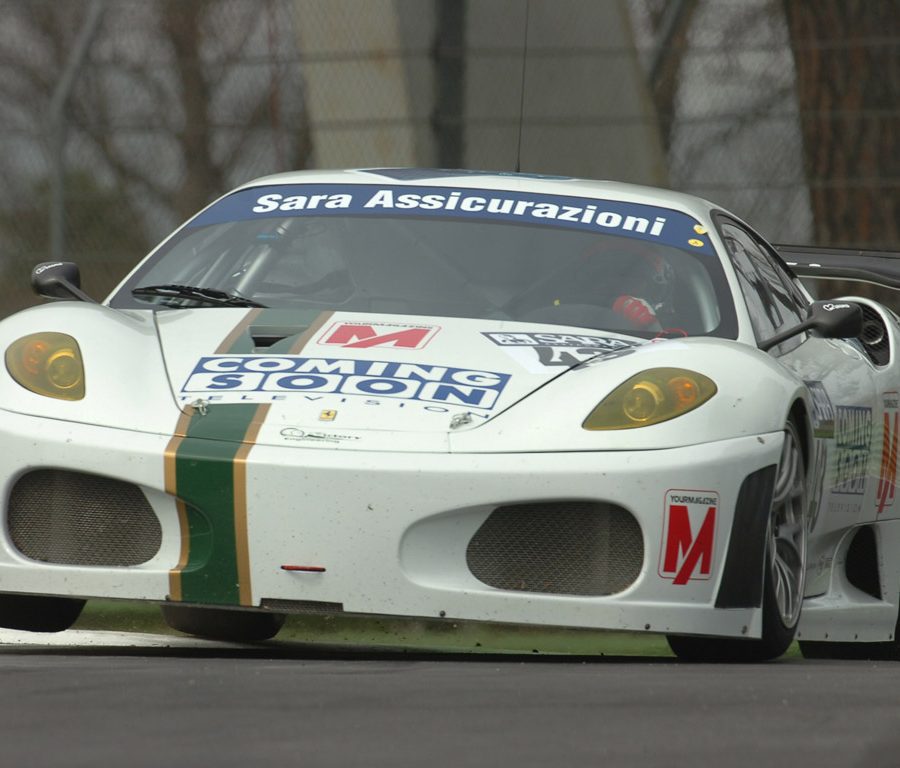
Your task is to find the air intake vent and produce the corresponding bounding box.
[466,502,643,596]
[858,305,890,366]
[260,599,344,614]
[8,469,162,566]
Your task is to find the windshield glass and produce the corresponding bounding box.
[111,183,737,338]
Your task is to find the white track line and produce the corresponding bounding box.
[0,628,242,648]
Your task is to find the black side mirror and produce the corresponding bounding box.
[805,300,865,338]
[759,300,863,352]
[31,261,96,303]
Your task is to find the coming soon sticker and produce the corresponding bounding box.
[181,355,510,410]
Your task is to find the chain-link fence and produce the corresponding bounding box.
[0,0,896,316]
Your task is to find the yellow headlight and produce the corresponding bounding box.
[5,333,85,400]
[583,367,716,430]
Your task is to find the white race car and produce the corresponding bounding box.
[3,169,898,661]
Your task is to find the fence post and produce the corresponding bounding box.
[49,0,105,263]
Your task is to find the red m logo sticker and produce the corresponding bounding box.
[319,322,437,349]
[659,500,717,584]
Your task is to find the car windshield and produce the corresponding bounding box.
[111,184,737,338]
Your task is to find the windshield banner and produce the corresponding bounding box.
[188,184,715,254]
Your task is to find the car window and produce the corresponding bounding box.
[753,236,810,321]
[718,219,806,352]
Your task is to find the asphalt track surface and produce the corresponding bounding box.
[2,630,900,768]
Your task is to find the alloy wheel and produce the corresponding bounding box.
[768,422,807,628]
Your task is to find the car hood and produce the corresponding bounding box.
[156,308,645,451]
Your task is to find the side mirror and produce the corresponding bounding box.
[31,261,95,303]
[805,300,865,338]
[759,300,863,352]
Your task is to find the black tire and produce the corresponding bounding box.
[0,594,85,633]
[667,550,799,662]
[161,604,285,642]
[667,420,808,662]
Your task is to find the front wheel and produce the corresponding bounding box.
[161,604,285,643]
[667,420,808,662]
[0,594,85,633]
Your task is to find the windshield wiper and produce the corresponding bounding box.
[131,284,267,308]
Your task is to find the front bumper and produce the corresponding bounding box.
[0,409,784,639]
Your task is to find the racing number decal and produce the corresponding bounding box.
[877,392,899,515]
[659,490,718,584]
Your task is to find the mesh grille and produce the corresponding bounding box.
[260,599,344,614]
[8,469,162,567]
[859,305,890,366]
[466,502,643,596]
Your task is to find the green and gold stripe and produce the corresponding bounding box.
[164,309,331,606]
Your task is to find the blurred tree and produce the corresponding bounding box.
[71,0,312,225]
[0,0,311,314]
[642,0,700,153]
[784,1,897,250]
[0,170,146,313]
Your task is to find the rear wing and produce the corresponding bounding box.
[775,245,900,290]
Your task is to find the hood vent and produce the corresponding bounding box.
[249,325,310,350]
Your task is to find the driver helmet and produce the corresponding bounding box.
[617,247,676,315]
[641,252,675,312]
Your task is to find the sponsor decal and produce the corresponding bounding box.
[280,427,360,445]
[33,261,64,275]
[483,331,634,350]
[877,392,899,514]
[188,184,716,255]
[833,405,873,496]
[182,391,494,417]
[805,381,836,529]
[182,355,509,410]
[528,347,616,367]
[319,409,337,421]
[807,440,828,531]
[825,500,861,522]
[659,490,718,584]
[581,347,637,365]
[482,331,639,371]
[809,553,834,581]
[318,320,438,349]
[805,380,835,438]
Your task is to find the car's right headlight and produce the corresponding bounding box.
[582,367,716,430]
[5,332,85,400]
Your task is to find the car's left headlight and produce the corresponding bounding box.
[583,367,716,430]
[5,332,85,400]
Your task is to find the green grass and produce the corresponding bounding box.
[74,601,675,655]
[277,614,675,655]
[74,601,802,657]
[75,601,169,635]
